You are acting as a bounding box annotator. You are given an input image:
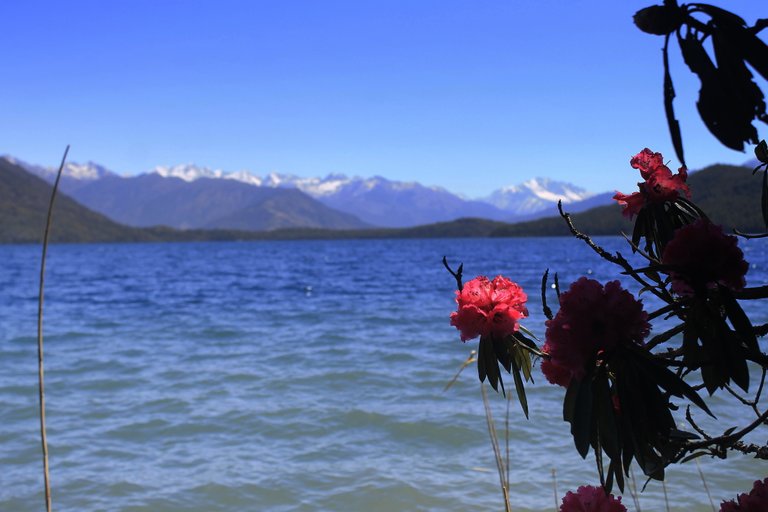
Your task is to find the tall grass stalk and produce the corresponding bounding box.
[695,458,716,512]
[481,383,512,512]
[37,145,69,512]
[628,466,642,512]
[551,468,558,511]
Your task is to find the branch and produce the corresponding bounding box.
[683,408,768,454]
[442,256,464,291]
[558,202,672,305]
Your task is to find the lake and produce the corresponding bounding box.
[2,237,767,511]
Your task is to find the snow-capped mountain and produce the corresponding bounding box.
[5,155,116,182]
[146,165,598,222]
[14,157,608,228]
[483,178,594,216]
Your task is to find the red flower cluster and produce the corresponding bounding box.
[560,485,627,512]
[613,148,690,219]
[541,278,650,387]
[450,276,528,341]
[721,478,768,511]
[662,219,748,296]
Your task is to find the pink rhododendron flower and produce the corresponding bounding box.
[450,276,528,341]
[631,147,666,179]
[560,485,627,512]
[662,219,748,296]
[613,148,690,219]
[720,478,768,511]
[542,278,650,387]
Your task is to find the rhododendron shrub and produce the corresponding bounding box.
[445,145,767,497]
[540,275,711,490]
[662,219,748,297]
[541,278,650,387]
[661,219,758,394]
[444,3,768,505]
[448,273,540,415]
[560,485,627,512]
[720,478,768,512]
[613,148,702,258]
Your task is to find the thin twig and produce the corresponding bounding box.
[557,202,672,305]
[644,324,686,351]
[442,256,464,291]
[38,145,69,512]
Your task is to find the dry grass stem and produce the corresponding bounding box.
[481,384,512,512]
[37,145,69,512]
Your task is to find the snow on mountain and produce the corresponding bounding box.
[6,156,116,181]
[154,164,226,182]
[8,154,604,227]
[483,177,594,215]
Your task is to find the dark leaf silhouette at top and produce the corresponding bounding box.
[636,2,768,161]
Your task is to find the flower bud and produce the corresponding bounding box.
[633,5,682,35]
[755,140,768,164]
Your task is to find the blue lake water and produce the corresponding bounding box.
[2,237,768,511]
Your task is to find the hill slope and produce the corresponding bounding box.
[490,164,764,237]
[0,158,159,243]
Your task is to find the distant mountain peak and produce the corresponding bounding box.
[153,164,225,182]
[6,156,116,181]
[484,177,594,215]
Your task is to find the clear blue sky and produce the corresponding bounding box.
[2,1,765,197]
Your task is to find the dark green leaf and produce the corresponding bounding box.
[563,377,579,422]
[663,34,686,166]
[629,346,714,417]
[478,336,503,394]
[632,208,647,252]
[609,458,625,494]
[595,375,620,461]
[510,356,529,419]
[763,168,768,228]
[726,333,750,392]
[570,378,594,459]
[494,336,513,374]
[510,340,534,382]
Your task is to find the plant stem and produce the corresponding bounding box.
[481,384,512,512]
[38,145,69,512]
[551,468,558,511]
[695,458,716,512]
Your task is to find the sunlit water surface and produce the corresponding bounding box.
[2,237,767,511]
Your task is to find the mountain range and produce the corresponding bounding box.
[1,156,763,244]
[9,157,605,230]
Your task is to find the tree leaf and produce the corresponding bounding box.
[595,375,620,461]
[762,168,768,228]
[719,286,760,355]
[569,377,594,459]
[664,34,686,166]
[628,345,714,417]
[609,458,625,494]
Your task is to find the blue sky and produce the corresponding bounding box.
[2,1,765,197]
